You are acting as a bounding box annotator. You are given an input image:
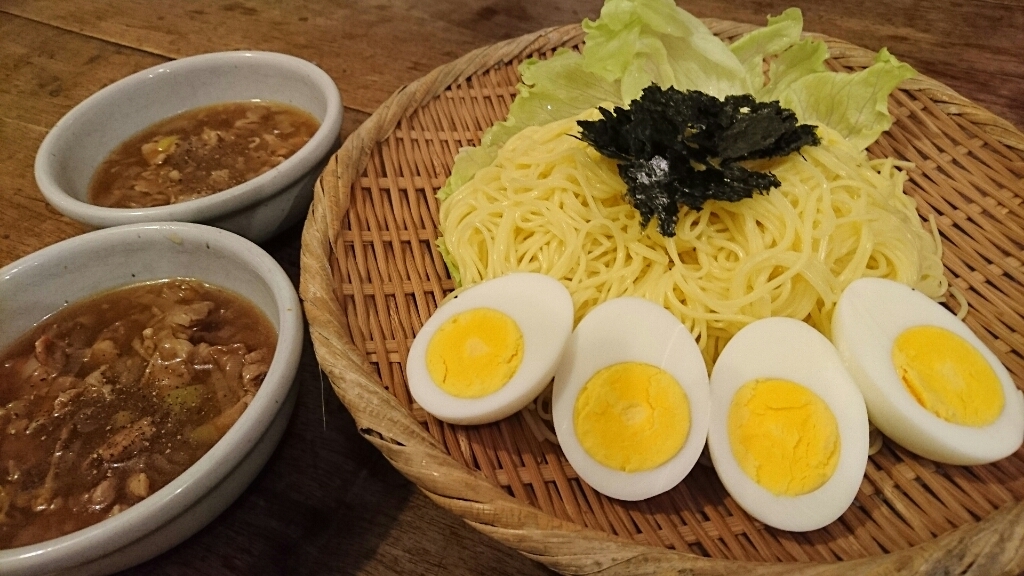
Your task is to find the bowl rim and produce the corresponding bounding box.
[0,221,304,572]
[33,50,343,228]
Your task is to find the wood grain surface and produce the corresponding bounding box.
[0,1,1021,574]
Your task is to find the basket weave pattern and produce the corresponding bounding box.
[300,21,1024,574]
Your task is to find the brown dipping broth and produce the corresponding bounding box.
[0,279,277,549]
[88,100,320,208]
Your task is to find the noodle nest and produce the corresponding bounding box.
[438,109,946,367]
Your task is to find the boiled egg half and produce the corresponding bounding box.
[707,317,869,532]
[406,272,574,425]
[831,277,1024,465]
[552,297,710,501]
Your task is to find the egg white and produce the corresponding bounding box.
[406,272,574,425]
[831,277,1024,465]
[552,297,710,502]
[707,316,869,532]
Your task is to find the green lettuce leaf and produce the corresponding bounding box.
[482,50,621,150]
[776,48,916,149]
[436,238,462,286]
[758,38,830,100]
[582,0,751,101]
[437,49,620,201]
[729,7,805,92]
[437,144,499,201]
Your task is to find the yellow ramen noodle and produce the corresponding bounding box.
[438,110,946,366]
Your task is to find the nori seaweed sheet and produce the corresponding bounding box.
[577,85,820,237]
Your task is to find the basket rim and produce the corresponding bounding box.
[299,19,1024,575]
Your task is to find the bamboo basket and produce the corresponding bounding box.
[299,20,1024,575]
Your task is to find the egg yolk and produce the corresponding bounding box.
[573,362,690,473]
[425,308,524,398]
[728,379,840,496]
[891,325,1003,426]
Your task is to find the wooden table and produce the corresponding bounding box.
[0,1,1021,574]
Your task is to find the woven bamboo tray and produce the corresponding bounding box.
[299,20,1024,575]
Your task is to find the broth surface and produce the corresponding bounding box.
[88,100,320,208]
[0,279,276,549]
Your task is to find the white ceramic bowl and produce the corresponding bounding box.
[34,51,343,244]
[0,222,304,575]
